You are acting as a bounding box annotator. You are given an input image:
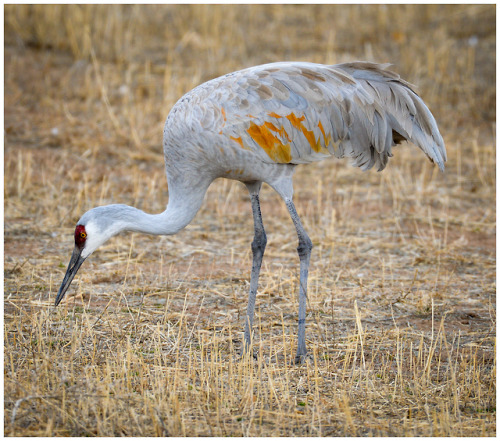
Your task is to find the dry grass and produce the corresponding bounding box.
[4,4,495,436]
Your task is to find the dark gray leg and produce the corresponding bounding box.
[242,182,267,355]
[284,198,313,364]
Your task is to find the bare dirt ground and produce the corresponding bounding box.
[4,4,495,436]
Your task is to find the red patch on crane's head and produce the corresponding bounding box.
[74,225,87,249]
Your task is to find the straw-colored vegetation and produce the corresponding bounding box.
[4,4,495,436]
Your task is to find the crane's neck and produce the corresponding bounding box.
[129,190,207,236]
[103,177,211,237]
[78,176,213,259]
[60,173,212,301]
[122,205,193,236]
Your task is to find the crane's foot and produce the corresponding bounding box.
[292,352,312,365]
[240,351,258,361]
[240,343,258,361]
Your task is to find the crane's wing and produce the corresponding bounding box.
[174,61,446,172]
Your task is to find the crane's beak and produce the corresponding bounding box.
[55,246,86,306]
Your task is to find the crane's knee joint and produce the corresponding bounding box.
[297,236,313,258]
[251,230,267,255]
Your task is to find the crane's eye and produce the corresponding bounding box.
[75,225,87,248]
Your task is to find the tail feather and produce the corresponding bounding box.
[335,62,446,172]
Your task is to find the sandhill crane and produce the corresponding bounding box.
[56,61,446,363]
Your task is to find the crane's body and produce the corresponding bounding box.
[56,61,446,363]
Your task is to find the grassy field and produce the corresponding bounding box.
[4,4,495,436]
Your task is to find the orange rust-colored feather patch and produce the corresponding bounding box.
[263,121,291,142]
[267,111,282,119]
[247,121,292,163]
[230,136,245,148]
[286,112,324,153]
[317,120,331,147]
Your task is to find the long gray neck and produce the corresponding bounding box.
[130,192,206,236]
[103,178,210,237]
[123,204,195,236]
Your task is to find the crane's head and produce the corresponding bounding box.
[55,206,124,306]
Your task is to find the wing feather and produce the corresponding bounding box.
[170,61,445,171]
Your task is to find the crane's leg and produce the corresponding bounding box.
[242,182,267,356]
[284,198,313,364]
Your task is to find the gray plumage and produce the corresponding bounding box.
[56,61,446,364]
